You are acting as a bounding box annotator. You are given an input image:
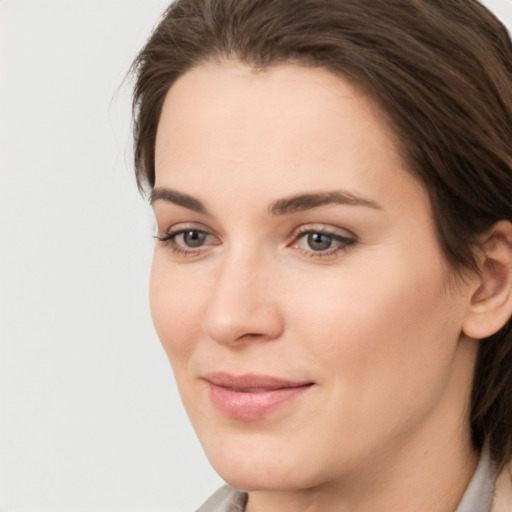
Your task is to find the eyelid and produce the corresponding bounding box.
[156,219,212,233]
[289,223,356,241]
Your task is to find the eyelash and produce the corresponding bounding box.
[154,225,356,260]
[154,228,216,257]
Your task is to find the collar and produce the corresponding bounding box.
[455,448,496,512]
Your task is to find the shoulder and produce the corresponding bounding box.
[491,461,512,512]
[196,486,248,512]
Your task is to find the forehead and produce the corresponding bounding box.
[154,61,426,214]
[156,62,393,148]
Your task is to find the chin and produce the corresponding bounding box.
[202,436,325,493]
[217,467,315,494]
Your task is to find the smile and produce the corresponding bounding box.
[203,372,314,421]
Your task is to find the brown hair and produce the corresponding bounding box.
[131,0,512,468]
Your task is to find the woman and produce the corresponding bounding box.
[131,0,512,510]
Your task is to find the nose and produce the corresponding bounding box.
[202,250,284,346]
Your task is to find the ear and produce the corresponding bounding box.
[463,220,512,340]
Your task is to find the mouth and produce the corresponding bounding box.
[202,372,314,421]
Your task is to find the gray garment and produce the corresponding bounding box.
[197,449,496,512]
[455,448,496,512]
[196,486,247,512]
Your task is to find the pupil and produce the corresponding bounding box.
[308,233,332,251]
[184,230,205,247]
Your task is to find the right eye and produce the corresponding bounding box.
[154,227,219,256]
[174,230,209,248]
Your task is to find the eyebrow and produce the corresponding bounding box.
[269,191,382,215]
[150,187,381,215]
[150,187,208,214]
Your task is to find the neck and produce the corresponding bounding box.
[246,339,480,512]
[246,436,478,512]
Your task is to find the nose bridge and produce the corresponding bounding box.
[203,243,283,345]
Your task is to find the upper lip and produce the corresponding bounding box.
[202,372,314,391]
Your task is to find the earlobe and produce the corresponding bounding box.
[462,220,512,340]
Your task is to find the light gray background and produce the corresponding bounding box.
[1,1,511,511]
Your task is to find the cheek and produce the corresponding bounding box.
[149,255,206,365]
[285,249,462,393]
[275,253,466,458]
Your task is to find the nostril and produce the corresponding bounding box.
[236,333,264,341]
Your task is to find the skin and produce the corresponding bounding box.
[150,62,481,512]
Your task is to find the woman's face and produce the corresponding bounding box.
[151,62,477,492]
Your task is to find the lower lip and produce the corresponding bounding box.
[206,382,312,421]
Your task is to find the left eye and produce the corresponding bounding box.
[295,230,353,253]
[304,232,336,251]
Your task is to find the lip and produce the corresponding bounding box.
[203,372,314,421]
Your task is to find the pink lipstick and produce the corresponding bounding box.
[203,372,313,421]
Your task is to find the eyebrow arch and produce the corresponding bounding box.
[150,187,208,214]
[269,191,382,215]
